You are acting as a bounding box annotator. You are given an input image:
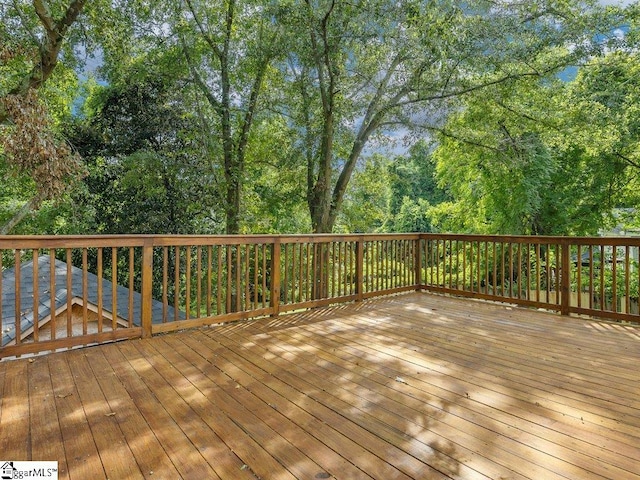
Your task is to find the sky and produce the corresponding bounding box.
[599,0,635,4]
[598,0,636,5]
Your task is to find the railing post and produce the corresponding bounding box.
[140,239,154,338]
[270,238,281,317]
[415,236,423,290]
[355,237,364,302]
[560,241,571,316]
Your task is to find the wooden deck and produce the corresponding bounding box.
[1,292,639,479]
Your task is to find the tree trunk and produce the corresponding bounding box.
[0,197,40,234]
[225,176,241,235]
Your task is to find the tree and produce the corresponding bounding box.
[381,140,448,233]
[242,115,311,233]
[68,76,221,234]
[176,0,286,233]
[429,51,638,235]
[336,154,390,233]
[282,0,618,233]
[0,0,87,233]
[561,50,640,189]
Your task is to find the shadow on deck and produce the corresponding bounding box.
[1,292,639,479]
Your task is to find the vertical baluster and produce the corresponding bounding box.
[476,241,481,294]
[556,243,562,307]
[175,246,181,320]
[48,249,56,339]
[483,241,488,295]
[377,241,382,291]
[576,245,582,309]
[517,243,522,300]
[492,242,497,297]
[236,245,242,311]
[263,244,268,308]
[461,240,466,291]
[331,241,337,298]
[306,243,312,301]
[217,246,223,314]
[97,247,103,332]
[509,242,514,297]
[128,247,135,327]
[625,246,630,314]
[612,245,618,313]
[32,249,39,343]
[162,246,168,323]
[185,246,192,319]
[454,240,460,290]
[65,249,72,337]
[244,245,250,311]
[435,240,441,289]
[111,247,118,331]
[283,243,289,305]
[589,246,594,310]
[82,249,88,334]
[297,243,303,303]
[15,249,21,345]
[254,244,260,308]
[535,244,541,303]
[197,246,202,318]
[224,245,230,313]
[600,245,605,311]
[207,245,213,316]
[290,243,297,305]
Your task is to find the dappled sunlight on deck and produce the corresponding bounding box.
[1,292,639,479]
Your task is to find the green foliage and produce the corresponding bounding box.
[242,117,310,233]
[381,141,449,233]
[0,157,93,234]
[430,49,640,236]
[1,0,636,235]
[67,75,223,234]
[336,154,390,233]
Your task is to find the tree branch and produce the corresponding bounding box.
[426,125,503,153]
[33,0,56,34]
[179,35,223,116]
[0,196,41,235]
[9,0,86,95]
[182,0,223,60]
[615,152,640,170]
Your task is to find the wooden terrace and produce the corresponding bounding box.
[1,292,639,479]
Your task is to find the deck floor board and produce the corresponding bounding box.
[1,292,639,479]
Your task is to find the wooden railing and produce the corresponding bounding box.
[1,233,638,358]
[420,234,640,323]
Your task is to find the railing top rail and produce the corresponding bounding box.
[0,233,422,249]
[1,233,640,249]
[421,233,640,246]
[0,235,150,249]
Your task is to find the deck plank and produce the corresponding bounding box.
[1,292,639,479]
[131,337,299,480]
[218,314,582,479]
[83,345,182,479]
[28,357,68,479]
[0,360,30,460]
[213,326,502,480]
[159,334,358,480]
[47,353,104,480]
[266,308,637,478]
[103,341,222,479]
[206,339,422,480]
[65,350,143,480]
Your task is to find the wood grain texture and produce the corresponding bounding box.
[1,292,639,479]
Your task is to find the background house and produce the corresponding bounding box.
[1,255,182,346]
